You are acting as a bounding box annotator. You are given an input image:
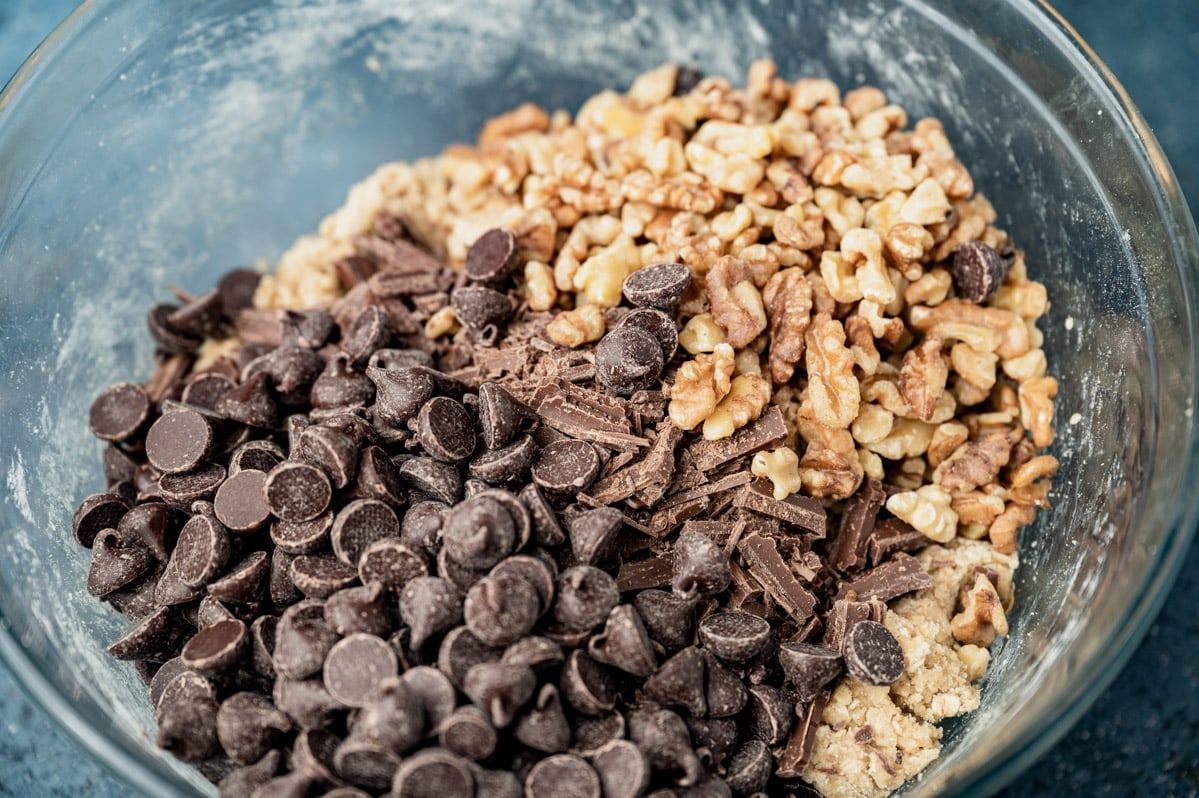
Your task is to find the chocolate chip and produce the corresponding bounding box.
[398,576,462,650]
[451,286,513,346]
[595,325,665,396]
[291,727,341,784]
[329,499,401,566]
[532,439,601,495]
[644,646,706,717]
[215,372,279,429]
[438,627,504,690]
[438,705,497,761]
[87,529,154,597]
[115,502,176,561]
[158,462,227,508]
[218,269,262,319]
[465,229,520,282]
[569,506,624,566]
[672,531,731,600]
[215,691,292,766]
[369,366,434,426]
[264,345,324,404]
[107,605,185,662]
[622,262,692,312]
[463,661,536,728]
[437,546,487,594]
[195,594,238,629]
[469,434,537,484]
[673,66,705,95]
[746,684,793,746]
[324,582,394,637]
[310,352,373,409]
[213,469,271,531]
[323,632,400,707]
[417,396,476,462]
[843,619,905,685]
[342,306,396,364]
[618,307,679,362]
[626,704,702,786]
[103,443,139,486]
[588,604,657,677]
[399,457,462,505]
[72,492,131,548]
[391,748,475,798]
[592,740,651,798]
[89,382,151,442]
[290,554,360,598]
[559,650,616,716]
[208,550,270,604]
[526,754,601,798]
[502,636,564,676]
[145,408,213,474]
[265,461,332,523]
[519,483,565,547]
[156,671,220,762]
[271,511,333,555]
[351,675,423,754]
[698,610,771,663]
[350,445,406,506]
[571,712,625,756]
[173,508,231,588]
[250,615,279,679]
[180,618,248,675]
[359,538,429,595]
[703,650,747,718]
[333,737,402,790]
[219,750,281,798]
[271,677,342,731]
[464,573,540,646]
[369,348,434,372]
[273,614,340,681]
[168,290,226,339]
[299,424,360,489]
[489,555,555,616]
[952,240,1010,303]
[554,566,620,631]
[154,549,206,607]
[474,768,522,798]
[777,641,843,702]
[229,439,286,475]
[270,549,302,606]
[471,487,532,550]
[442,494,516,570]
[633,590,695,653]
[250,771,315,797]
[477,382,531,450]
[148,303,203,354]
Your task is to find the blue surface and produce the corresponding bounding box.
[0,1,1197,796]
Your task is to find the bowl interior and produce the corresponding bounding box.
[0,0,1194,795]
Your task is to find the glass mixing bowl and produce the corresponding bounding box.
[1,0,1196,795]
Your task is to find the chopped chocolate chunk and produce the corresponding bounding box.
[775,690,830,778]
[736,533,816,623]
[843,620,905,685]
[822,598,884,651]
[733,478,826,536]
[594,326,664,396]
[831,477,886,573]
[834,552,932,603]
[686,406,787,472]
[615,554,673,592]
[952,240,1011,303]
[867,517,929,566]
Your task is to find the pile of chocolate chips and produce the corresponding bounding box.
[74,219,936,798]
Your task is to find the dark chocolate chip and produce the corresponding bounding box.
[248,771,314,797]
[73,492,131,548]
[746,684,793,746]
[359,538,429,595]
[489,555,555,616]
[439,705,497,761]
[501,636,564,673]
[369,348,435,372]
[451,286,513,344]
[181,619,248,675]
[342,306,396,364]
[213,469,271,531]
[465,229,520,282]
[594,326,664,396]
[290,554,360,598]
[952,240,1011,303]
[592,740,651,798]
[145,407,213,474]
[299,424,360,489]
[698,610,771,663]
[777,641,843,702]
[322,582,393,638]
[271,677,342,731]
[264,345,324,403]
[218,269,262,319]
[438,626,504,691]
[622,262,692,312]
[182,373,237,411]
[391,748,474,798]
[619,307,679,362]
[569,506,624,565]
[265,461,332,523]
[352,675,423,754]
[87,528,154,597]
[154,549,207,607]
[526,754,601,798]
[672,531,731,600]
[588,604,657,677]
[208,550,270,604]
[270,549,302,606]
[173,508,231,588]
[351,445,406,505]
[417,396,476,462]
[107,605,185,662]
[559,650,616,717]
[167,289,226,339]
[571,712,626,756]
[463,661,536,728]
[633,590,695,653]
[148,657,192,713]
[554,566,620,631]
[156,671,219,763]
[703,650,747,718]
[271,511,333,555]
[312,352,375,409]
[330,499,401,566]
[291,727,341,784]
[643,646,706,717]
[216,372,279,429]
[399,457,462,505]
[368,366,434,427]
[626,704,702,786]
[843,619,905,685]
[229,439,286,475]
[519,483,566,547]
[196,594,238,629]
[281,309,336,349]
[442,494,516,570]
[158,462,227,508]
[469,434,537,484]
[437,546,487,594]
[249,615,279,679]
[147,303,203,354]
[333,737,402,790]
[219,750,282,798]
[477,382,531,450]
[89,382,151,441]
[532,439,601,495]
[473,768,522,798]
[673,66,705,95]
[323,632,399,707]
[103,443,140,486]
[471,487,532,550]
[399,576,462,650]
[464,573,540,647]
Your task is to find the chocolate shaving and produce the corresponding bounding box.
[830,478,886,573]
[585,423,681,506]
[646,495,709,538]
[736,533,816,623]
[687,406,786,471]
[776,690,830,778]
[867,518,929,566]
[615,555,673,592]
[834,553,931,603]
[536,384,649,451]
[732,479,826,538]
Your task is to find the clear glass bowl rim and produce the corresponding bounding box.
[1,0,1197,796]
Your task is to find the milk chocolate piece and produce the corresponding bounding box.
[733,478,826,537]
[736,533,816,623]
[834,552,932,603]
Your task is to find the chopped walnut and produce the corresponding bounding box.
[935,427,1022,494]
[910,299,1031,359]
[950,342,999,391]
[1009,454,1060,489]
[668,343,736,431]
[706,256,768,348]
[1019,376,1058,448]
[957,644,990,682]
[898,178,952,226]
[703,373,771,440]
[988,501,1037,554]
[797,417,864,499]
[678,313,727,354]
[845,314,881,376]
[887,484,958,543]
[524,261,558,312]
[864,417,937,460]
[801,313,861,429]
[951,573,1009,647]
[851,403,894,446]
[951,490,1007,526]
[545,305,605,348]
[751,446,804,500]
[761,267,813,383]
[477,102,551,148]
[899,335,949,422]
[621,169,723,214]
[927,421,970,468]
[424,306,460,339]
[904,267,952,307]
[885,222,935,277]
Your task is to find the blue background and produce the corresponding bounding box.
[0,1,1196,795]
